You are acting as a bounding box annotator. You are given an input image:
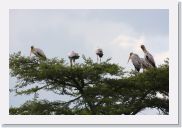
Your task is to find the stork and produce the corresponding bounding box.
[96,48,103,63]
[141,45,156,68]
[140,58,152,70]
[30,46,46,60]
[128,52,141,72]
[68,51,80,67]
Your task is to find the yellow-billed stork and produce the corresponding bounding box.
[68,51,80,67]
[96,48,103,63]
[128,52,141,72]
[141,45,156,68]
[30,46,46,60]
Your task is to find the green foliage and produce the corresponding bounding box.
[9,100,73,115]
[9,52,169,115]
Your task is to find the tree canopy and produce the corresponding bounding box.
[9,52,169,115]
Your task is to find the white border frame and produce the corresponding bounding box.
[0,0,179,124]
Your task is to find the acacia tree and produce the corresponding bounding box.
[9,52,169,115]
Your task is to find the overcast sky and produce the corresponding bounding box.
[9,9,169,114]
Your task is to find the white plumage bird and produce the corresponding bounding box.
[68,51,80,67]
[30,46,46,60]
[128,52,141,72]
[141,45,156,68]
[96,48,103,63]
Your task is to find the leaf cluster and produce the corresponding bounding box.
[9,52,169,115]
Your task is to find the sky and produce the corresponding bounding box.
[9,9,169,114]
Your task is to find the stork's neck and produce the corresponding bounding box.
[142,48,148,53]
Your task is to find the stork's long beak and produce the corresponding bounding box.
[127,56,131,64]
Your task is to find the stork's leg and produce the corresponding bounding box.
[100,57,101,63]
[73,59,75,65]
[97,56,98,63]
[70,59,72,67]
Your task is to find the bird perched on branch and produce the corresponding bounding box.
[128,52,141,72]
[30,46,46,60]
[96,48,103,63]
[141,45,156,68]
[68,51,80,67]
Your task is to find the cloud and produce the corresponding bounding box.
[154,51,169,65]
[9,10,169,107]
[111,34,147,52]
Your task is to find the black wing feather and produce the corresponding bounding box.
[135,66,140,72]
[37,52,46,59]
